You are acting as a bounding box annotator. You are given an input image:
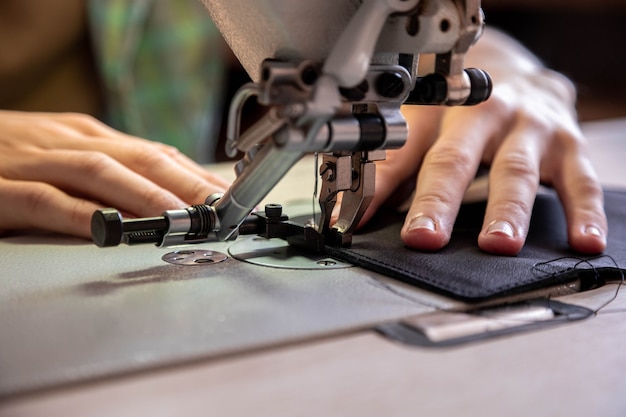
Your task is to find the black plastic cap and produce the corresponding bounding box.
[91,208,123,247]
[405,73,448,105]
[464,68,493,106]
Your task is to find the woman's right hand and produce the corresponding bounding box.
[0,110,231,239]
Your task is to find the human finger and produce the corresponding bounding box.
[0,178,99,238]
[477,120,545,255]
[400,104,503,251]
[60,136,230,205]
[15,112,231,200]
[548,138,607,254]
[358,105,443,226]
[4,149,189,217]
[146,141,232,189]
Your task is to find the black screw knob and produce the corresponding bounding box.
[376,72,405,98]
[463,68,493,106]
[264,204,283,219]
[91,208,123,247]
[340,79,369,101]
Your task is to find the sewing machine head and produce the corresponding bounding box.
[203,0,489,101]
[91,0,492,250]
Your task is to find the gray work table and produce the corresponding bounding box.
[1,119,626,417]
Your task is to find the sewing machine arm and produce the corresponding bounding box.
[92,0,492,249]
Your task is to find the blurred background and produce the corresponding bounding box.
[481,0,626,121]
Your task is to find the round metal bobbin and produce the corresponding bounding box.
[162,249,228,266]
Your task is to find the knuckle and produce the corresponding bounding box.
[510,103,558,138]
[492,197,533,219]
[572,176,604,202]
[68,200,90,229]
[518,112,552,134]
[18,183,56,215]
[155,143,182,158]
[139,187,180,211]
[485,92,510,113]
[497,150,538,181]
[66,112,95,121]
[58,112,117,137]
[59,112,100,127]
[125,144,170,172]
[415,190,454,207]
[72,151,116,177]
[426,144,475,176]
[557,129,586,153]
[483,87,516,118]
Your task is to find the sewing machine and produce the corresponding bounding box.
[91,0,492,250]
[5,3,626,411]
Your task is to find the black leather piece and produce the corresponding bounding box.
[326,190,626,302]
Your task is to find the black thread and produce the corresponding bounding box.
[365,254,625,323]
[532,254,624,317]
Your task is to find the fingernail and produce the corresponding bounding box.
[406,215,436,232]
[486,220,514,238]
[584,225,602,237]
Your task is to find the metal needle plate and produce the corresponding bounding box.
[162,249,228,266]
[228,236,352,270]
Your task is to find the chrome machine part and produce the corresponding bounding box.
[162,249,228,266]
[318,150,386,247]
[91,205,220,248]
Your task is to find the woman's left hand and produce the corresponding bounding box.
[359,33,607,256]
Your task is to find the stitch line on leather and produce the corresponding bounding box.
[341,250,469,293]
[338,248,576,297]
